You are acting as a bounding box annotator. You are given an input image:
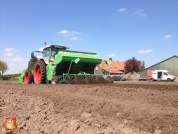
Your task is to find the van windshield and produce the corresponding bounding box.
[163,72,168,75]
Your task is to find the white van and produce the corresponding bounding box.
[147,70,175,81]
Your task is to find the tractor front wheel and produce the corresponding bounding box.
[24,69,33,84]
[34,60,46,84]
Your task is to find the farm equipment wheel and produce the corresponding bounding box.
[83,76,92,84]
[74,76,83,84]
[93,76,98,84]
[83,77,89,84]
[34,60,46,84]
[51,76,59,84]
[24,69,33,84]
[99,76,106,84]
[89,76,94,84]
[105,76,113,83]
[66,76,75,84]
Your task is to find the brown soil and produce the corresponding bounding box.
[0,81,178,134]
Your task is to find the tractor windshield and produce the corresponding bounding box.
[51,48,59,57]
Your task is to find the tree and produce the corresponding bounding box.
[0,60,8,75]
[28,56,38,70]
[141,61,145,71]
[124,57,141,74]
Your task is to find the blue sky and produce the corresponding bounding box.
[0,0,178,74]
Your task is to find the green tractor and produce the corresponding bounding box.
[18,44,113,84]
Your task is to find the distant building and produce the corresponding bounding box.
[94,58,125,75]
[140,55,178,78]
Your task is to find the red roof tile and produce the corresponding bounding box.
[99,60,125,74]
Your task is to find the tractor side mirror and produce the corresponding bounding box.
[31,52,34,58]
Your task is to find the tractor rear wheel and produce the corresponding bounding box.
[24,69,33,84]
[34,60,46,84]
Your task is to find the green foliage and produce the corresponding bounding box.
[28,56,38,70]
[0,76,11,80]
[0,60,8,75]
[12,73,21,77]
[124,57,141,74]
[141,61,145,71]
[0,73,21,81]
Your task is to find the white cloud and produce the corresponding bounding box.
[4,63,28,74]
[4,48,17,57]
[3,57,28,74]
[9,63,16,66]
[105,53,115,57]
[118,8,126,12]
[57,30,82,40]
[4,48,16,52]
[57,30,81,37]
[71,37,79,40]
[138,49,153,53]
[164,34,172,38]
[132,9,147,17]
[4,52,14,56]
[38,47,44,51]
[3,57,28,62]
[60,30,69,34]
[36,55,43,59]
[38,45,50,51]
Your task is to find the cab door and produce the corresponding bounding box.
[162,72,168,80]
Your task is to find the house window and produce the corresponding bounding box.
[95,66,98,71]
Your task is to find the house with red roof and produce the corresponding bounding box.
[94,58,125,75]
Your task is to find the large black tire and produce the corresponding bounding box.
[33,60,46,84]
[167,78,171,81]
[24,69,33,84]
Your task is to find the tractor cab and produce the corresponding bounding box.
[42,45,68,58]
[31,45,68,63]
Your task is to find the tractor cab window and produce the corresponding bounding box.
[43,48,50,57]
[51,48,59,57]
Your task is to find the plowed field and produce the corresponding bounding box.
[0,81,178,134]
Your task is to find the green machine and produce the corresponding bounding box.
[18,44,113,84]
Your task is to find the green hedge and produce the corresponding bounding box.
[0,73,21,81]
[0,76,11,80]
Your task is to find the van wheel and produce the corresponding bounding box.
[167,78,171,81]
